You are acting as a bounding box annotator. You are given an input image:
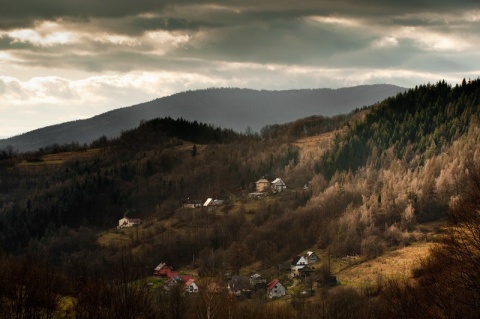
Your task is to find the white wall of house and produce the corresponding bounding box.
[268,282,286,298]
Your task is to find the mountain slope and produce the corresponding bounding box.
[0,84,405,152]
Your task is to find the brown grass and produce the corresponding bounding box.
[335,242,435,287]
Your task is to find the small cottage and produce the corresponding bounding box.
[185,279,199,294]
[267,279,287,298]
[255,178,270,192]
[291,256,309,277]
[183,199,202,209]
[271,178,286,193]
[228,275,253,298]
[117,216,142,229]
[154,263,174,277]
[304,251,320,264]
[203,198,225,211]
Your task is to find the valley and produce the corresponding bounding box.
[1,80,480,318]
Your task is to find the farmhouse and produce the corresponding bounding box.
[185,279,199,294]
[271,178,286,193]
[117,216,142,229]
[255,178,270,192]
[154,263,174,277]
[267,279,287,298]
[304,251,320,264]
[228,275,253,298]
[183,199,202,209]
[291,256,308,277]
[203,198,225,211]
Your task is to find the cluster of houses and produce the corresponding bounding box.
[153,262,287,299]
[255,177,287,193]
[182,197,225,210]
[154,263,199,293]
[182,177,287,209]
[153,250,323,300]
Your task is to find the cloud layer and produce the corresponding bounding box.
[1,0,479,137]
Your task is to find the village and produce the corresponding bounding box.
[114,176,337,300]
[148,249,327,300]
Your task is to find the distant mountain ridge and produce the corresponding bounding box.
[0,85,406,152]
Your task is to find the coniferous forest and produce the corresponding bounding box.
[1,80,480,318]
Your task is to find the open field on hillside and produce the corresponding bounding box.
[17,148,104,166]
[334,242,435,287]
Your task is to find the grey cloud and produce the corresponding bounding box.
[1,0,478,31]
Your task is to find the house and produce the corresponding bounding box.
[185,279,199,294]
[255,178,270,192]
[291,256,309,277]
[267,279,287,298]
[203,198,225,211]
[164,277,180,290]
[271,178,286,193]
[304,251,320,264]
[154,263,173,277]
[183,199,202,209]
[298,265,315,284]
[250,274,267,293]
[228,275,253,298]
[117,216,142,229]
[250,274,266,286]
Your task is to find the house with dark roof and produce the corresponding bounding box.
[304,251,320,264]
[228,275,253,298]
[183,199,202,209]
[291,256,308,277]
[267,279,287,298]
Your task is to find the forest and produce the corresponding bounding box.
[1,79,480,318]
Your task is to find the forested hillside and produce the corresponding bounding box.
[1,80,480,318]
[0,84,405,152]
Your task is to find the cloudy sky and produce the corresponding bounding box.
[1,0,479,138]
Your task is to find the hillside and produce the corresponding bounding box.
[0,84,405,152]
[1,80,480,318]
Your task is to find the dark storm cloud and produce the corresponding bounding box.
[0,0,477,31]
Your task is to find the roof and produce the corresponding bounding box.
[182,275,193,282]
[271,178,285,185]
[229,275,252,292]
[267,279,280,290]
[185,279,196,287]
[204,198,213,206]
[167,272,179,279]
[154,263,167,271]
[127,218,142,223]
[291,256,305,265]
[256,178,269,184]
[305,251,318,258]
[298,265,315,273]
[250,274,262,280]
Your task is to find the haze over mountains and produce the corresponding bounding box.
[0,84,405,152]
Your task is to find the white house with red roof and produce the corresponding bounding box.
[267,279,286,298]
[117,215,142,229]
[185,279,199,294]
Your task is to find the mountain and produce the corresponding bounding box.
[2,80,480,317]
[0,84,405,152]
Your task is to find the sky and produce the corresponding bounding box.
[1,0,479,138]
